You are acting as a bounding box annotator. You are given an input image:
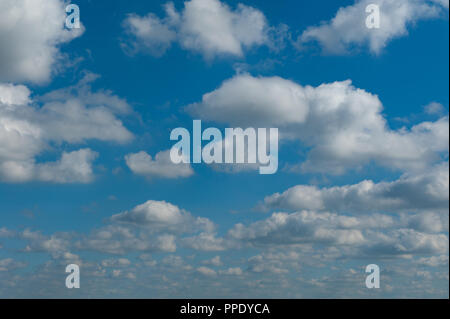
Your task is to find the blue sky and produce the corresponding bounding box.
[0,0,449,298]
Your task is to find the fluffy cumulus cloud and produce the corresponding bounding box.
[183,232,227,251]
[19,225,159,256]
[0,0,84,83]
[125,150,193,179]
[0,74,133,183]
[79,225,178,255]
[121,5,177,57]
[1,0,448,299]
[228,210,367,246]
[21,229,73,257]
[365,228,449,256]
[187,74,311,127]
[2,197,449,297]
[14,200,216,256]
[197,266,217,276]
[34,149,98,183]
[122,0,272,58]
[228,210,449,257]
[188,74,449,174]
[297,0,449,54]
[71,200,216,254]
[262,162,449,213]
[1,148,99,184]
[110,200,215,234]
[417,255,449,267]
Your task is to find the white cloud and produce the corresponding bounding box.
[101,258,132,268]
[404,211,449,233]
[16,200,216,255]
[188,74,449,174]
[0,83,31,105]
[1,148,98,183]
[187,74,310,127]
[111,200,215,234]
[0,75,133,183]
[36,94,133,144]
[15,199,448,260]
[246,252,297,274]
[40,72,132,115]
[35,149,98,183]
[219,267,243,275]
[262,162,449,213]
[367,229,448,256]
[79,225,177,255]
[184,232,227,251]
[417,255,449,267]
[424,102,446,115]
[122,0,272,59]
[202,128,278,174]
[228,210,366,246]
[121,10,177,57]
[156,234,177,252]
[228,210,449,257]
[179,0,267,58]
[0,0,84,83]
[297,0,448,54]
[5,200,449,295]
[125,150,193,179]
[0,258,26,272]
[197,266,217,276]
[203,256,223,266]
[21,229,72,257]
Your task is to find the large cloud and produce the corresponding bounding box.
[297,0,449,54]
[3,199,449,297]
[34,149,98,183]
[228,210,367,246]
[17,200,216,255]
[262,162,449,213]
[0,74,133,183]
[0,0,84,83]
[228,210,449,257]
[122,0,272,59]
[188,74,449,174]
